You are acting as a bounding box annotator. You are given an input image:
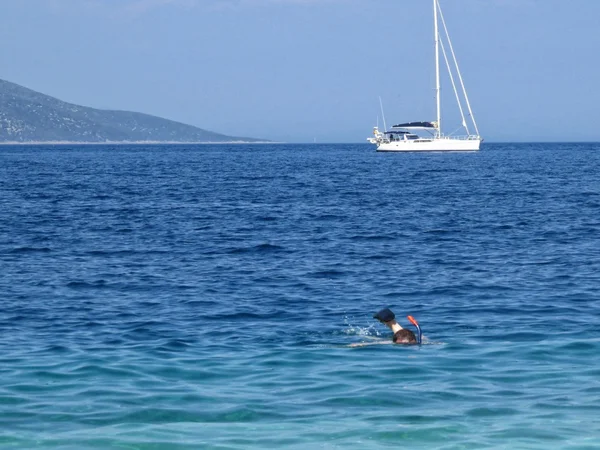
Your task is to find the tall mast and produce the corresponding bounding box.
[434,0,441,137]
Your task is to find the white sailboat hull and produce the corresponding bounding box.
[376,137,481,152]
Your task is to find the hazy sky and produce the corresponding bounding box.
[1,0,599,142]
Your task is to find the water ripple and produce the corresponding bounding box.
[1,143,600,449]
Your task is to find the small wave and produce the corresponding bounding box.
[309,269,346,278]
[556,341,598,352]
[201,407,285,423]
[420,168,458,174]
[310,214,344,221]
[348,234,396,241]
[90,194,113,200]
[466,407,519,418]
[66,280,107,289]
[365,254,393,260]
[156,339,194,352]
[424,229,452,235]
[85,250,136,256]
[495,331,550,342]
[84,249,169,256]
[8,246,51,254]
[204,311,285,321]
[420,340,446,345]
[42,344,71,353]
[228,243,285,254]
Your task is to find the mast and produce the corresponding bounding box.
[438,4,480,137]
[434,0,441,138]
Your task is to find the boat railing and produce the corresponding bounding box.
[369,134,480,144]
[438,134,481,141]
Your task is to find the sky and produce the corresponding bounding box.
[1,0,599,143]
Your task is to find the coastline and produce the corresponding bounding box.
[0,140,276,145]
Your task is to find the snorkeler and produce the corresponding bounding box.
[373,308,422,344]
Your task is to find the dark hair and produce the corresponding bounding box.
[393,329,417,344]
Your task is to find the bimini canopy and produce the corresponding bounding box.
[392,121,436,129]
[384,130,409,135]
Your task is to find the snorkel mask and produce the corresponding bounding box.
[407,315,422,344]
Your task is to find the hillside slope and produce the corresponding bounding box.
[0,79,263,143]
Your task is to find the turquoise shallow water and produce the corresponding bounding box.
[1,143,600,449]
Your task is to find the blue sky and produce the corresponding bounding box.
[1,0,599,142]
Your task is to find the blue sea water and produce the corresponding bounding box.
[1,142,600,449]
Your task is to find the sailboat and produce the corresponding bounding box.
[367,0,482,152]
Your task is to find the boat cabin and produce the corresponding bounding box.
[384,131,419,142]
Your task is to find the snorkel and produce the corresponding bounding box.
[407,315,422,344]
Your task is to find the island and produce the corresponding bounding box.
[0,79,266,144]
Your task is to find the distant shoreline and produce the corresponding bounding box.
[0,140,276,145]
[0,79,269,144]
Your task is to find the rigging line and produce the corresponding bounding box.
[379,96,388,132]
[449,125,464,137]
[439,38,469,136]
[438,1,480,136]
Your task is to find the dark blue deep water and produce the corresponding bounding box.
[1,143,600,449]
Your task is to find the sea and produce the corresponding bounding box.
[1,142,600,449]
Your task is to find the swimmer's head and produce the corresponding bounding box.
[393,329,418,345]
